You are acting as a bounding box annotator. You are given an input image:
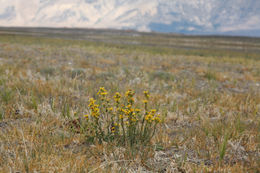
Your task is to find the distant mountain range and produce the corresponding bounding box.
[0,0,260,36]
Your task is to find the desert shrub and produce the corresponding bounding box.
[81,87,162,148]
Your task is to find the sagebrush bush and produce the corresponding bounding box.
[82,87,162,148]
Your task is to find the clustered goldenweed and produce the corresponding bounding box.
[82,87,162,148]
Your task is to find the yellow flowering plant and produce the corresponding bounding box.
[83,87,163,147]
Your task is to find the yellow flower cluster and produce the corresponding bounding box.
[135,108,141,113]
[111,126,116,133]
[111,123,119,133]
[84,114,89,120]
[125,89,135,105]
[125,105,139,122]
[144,90,150,99]
[125,89,135,97]
[97,87,108,97]
[145,109,161,123]
[83,87,162,146]
[143,100,148,104]
[114,92,121,103]
[118,107,134,123]
[88,98,100,118]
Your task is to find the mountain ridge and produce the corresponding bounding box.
[0,0,259,36]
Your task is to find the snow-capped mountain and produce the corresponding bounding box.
[0,0,260,36]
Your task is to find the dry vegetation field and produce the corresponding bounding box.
[0,29,260,172]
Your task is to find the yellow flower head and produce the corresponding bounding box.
[145,111,156,123]
[84,114,89,120]
[130,108,134,112]
[101,92,108,96]
[100,87,106,92]
[88,98,100,119]
[88,98,96,107]
[125,89,135,97]
[97,87,108,96]
[114,92,121,101]
[111,126,116,133]
[150,109,157,114]
[128,97,134,104]
[144,90,150,99]
[89,98,96,103]
[155,114,161,123]
[143,100,148,104]
[135,108,141,113]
